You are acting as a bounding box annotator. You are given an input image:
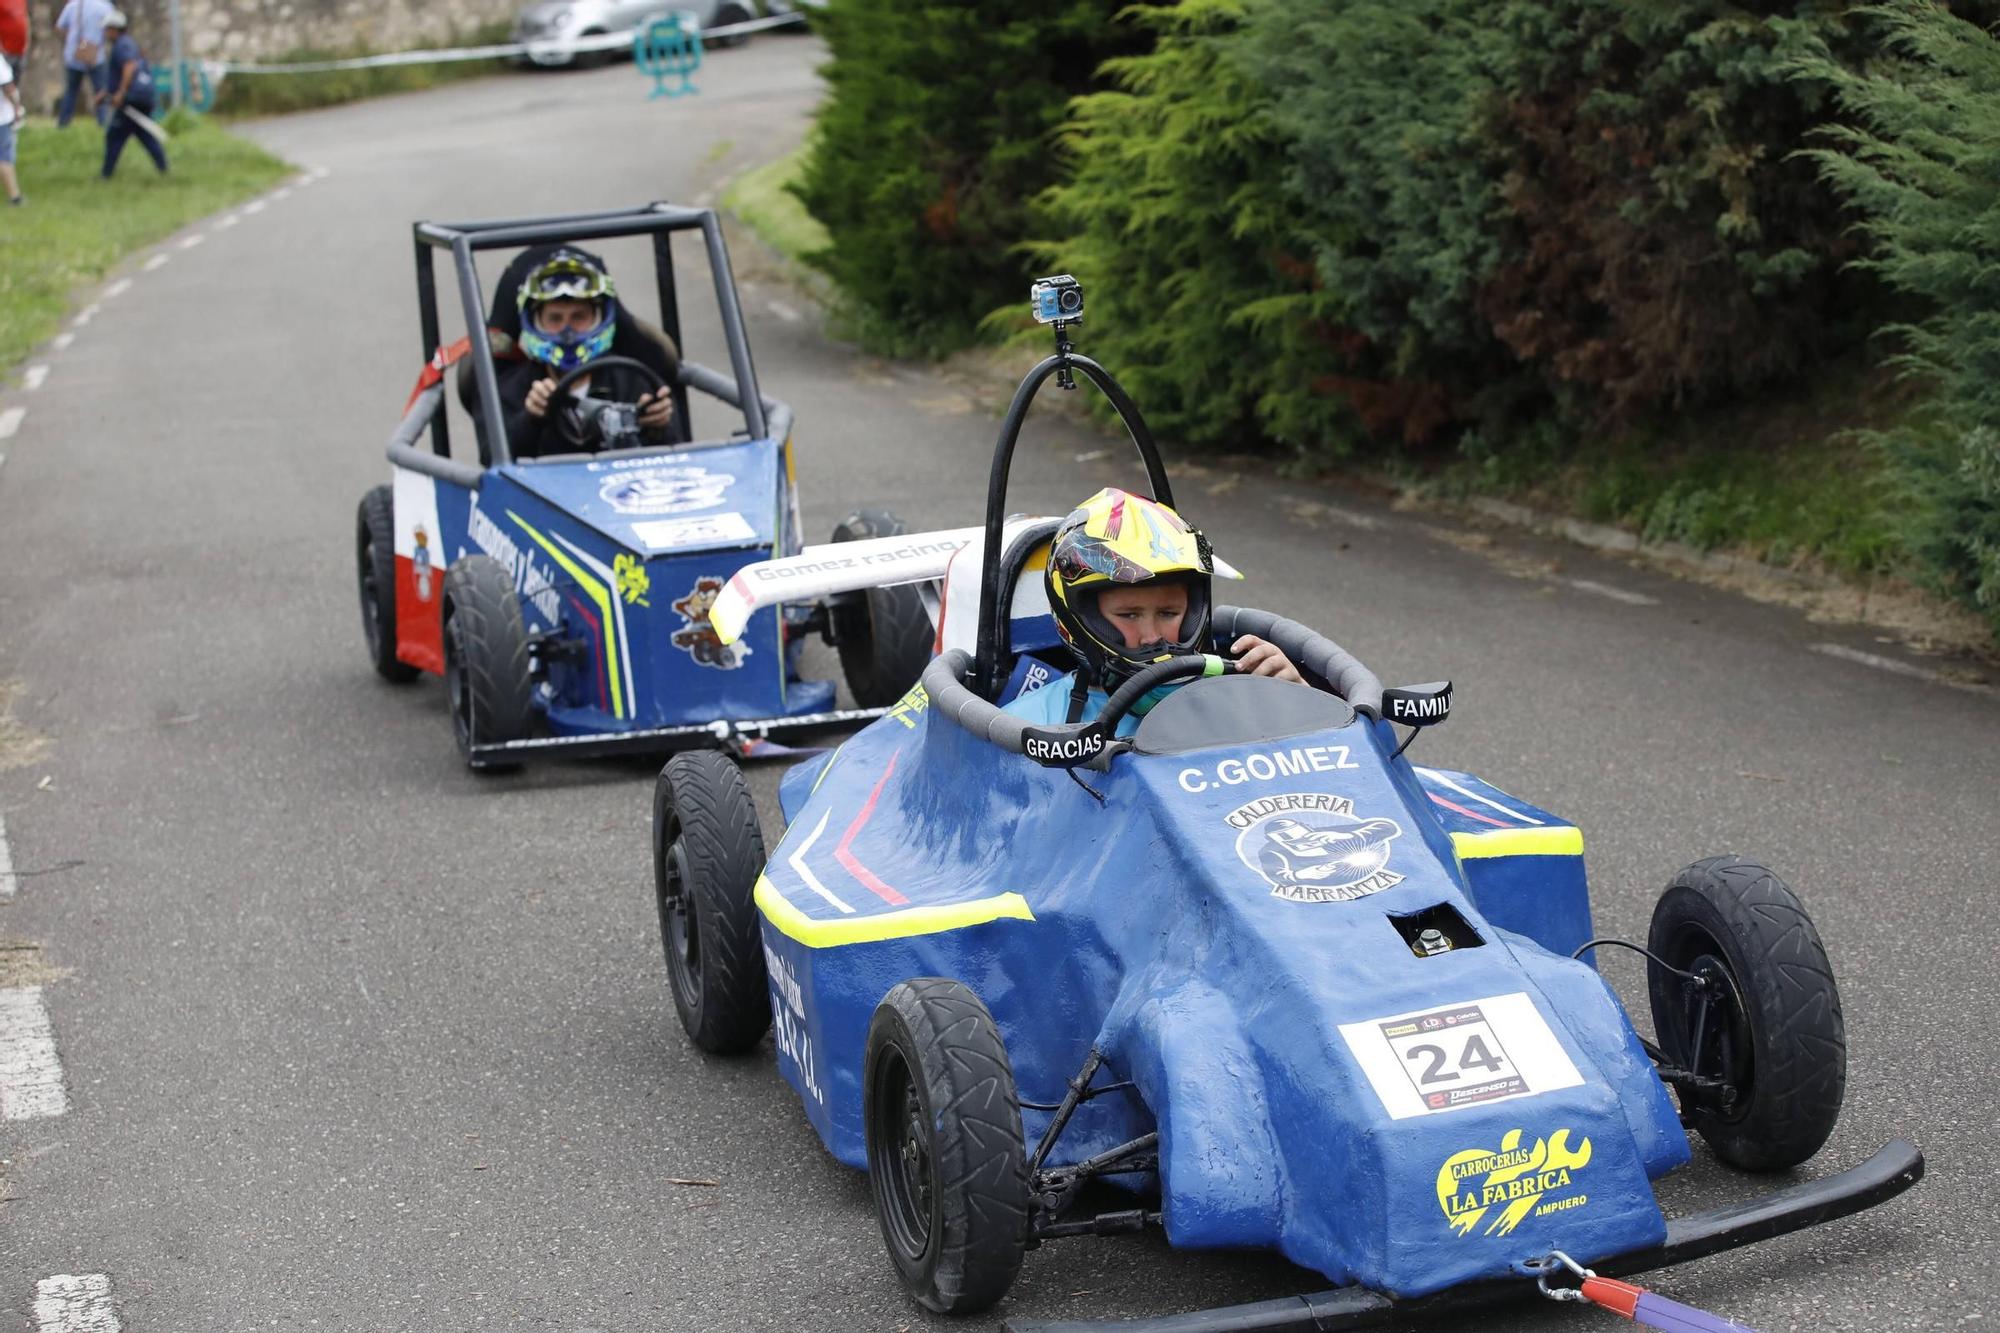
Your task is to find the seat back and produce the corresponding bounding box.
[936,517,1065,698]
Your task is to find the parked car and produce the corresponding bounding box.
[511,0,759,67]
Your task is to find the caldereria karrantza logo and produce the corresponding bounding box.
[1226,792,1403,903]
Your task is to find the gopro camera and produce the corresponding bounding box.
[1030,274,1084,325]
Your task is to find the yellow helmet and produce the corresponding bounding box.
[1045,487,1215,689]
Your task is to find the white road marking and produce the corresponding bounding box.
[23,365,48,390]
[178,233,205,251]
[311,165,331,179]
[0,813,14,898]
[786,811,853,914]
[215,213,240,228]
[0,987,71,1120]
[272,187,292,201]
[1810,644,1999,698]
[71,304,99,328]
[33,1274,119,1332]
[142,254,169,272]
[243,199,266,215]
[103,278,132,300]
[1564,578,1659,606]
[766,300,802,323]
[50,332,74,351]
[0,407,25,440]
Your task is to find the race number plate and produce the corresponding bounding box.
[1338,992,1583,1119]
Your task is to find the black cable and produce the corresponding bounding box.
[1571,937,1706,985]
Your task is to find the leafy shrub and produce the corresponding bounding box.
[1801,0,2000,631]
[793,0,1141,357]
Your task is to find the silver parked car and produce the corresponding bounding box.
[512,0,761,67]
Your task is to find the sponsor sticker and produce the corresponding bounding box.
[1434,1127,1593,1237]
[671,576,751,670]
[598,465,732,516]
[1227,792,1403,902]
[763,941,824,1107]
[886,683,930,730]
[632,511,758,551]
[1339,992,1584,1119]
[1177,744,1358,793]
[411,523,435,603]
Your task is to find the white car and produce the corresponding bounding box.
[512,0,762,67]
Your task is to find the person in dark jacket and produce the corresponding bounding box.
[95,9,166,178]
[498,248,676,460]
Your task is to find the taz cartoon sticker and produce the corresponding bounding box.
[1226,792,1403,902]
[672,576,752,670]
[599,465,732,516]
[1434,1127,1593,1237]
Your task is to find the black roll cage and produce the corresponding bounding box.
[409,203,769,467]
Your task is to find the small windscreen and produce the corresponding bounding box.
[1131,674,1356,756]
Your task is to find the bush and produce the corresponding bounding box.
[1801,0,2000,632]
[793,0,1141,357]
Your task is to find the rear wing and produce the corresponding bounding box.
[710,527,982,644]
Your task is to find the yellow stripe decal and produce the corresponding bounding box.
[1450,827,1584,860]
[509,511,625,720]
[755,875,1034,948]
[809,744,844,795]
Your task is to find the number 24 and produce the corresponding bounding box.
[1407,1034,1505,1084]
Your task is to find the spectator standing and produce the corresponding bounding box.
[0,0,28,62]
[0,49,23,205]
[54,0,111,128]
[95,8,163,178]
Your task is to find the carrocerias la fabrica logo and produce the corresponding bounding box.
[1225,792,1404,903]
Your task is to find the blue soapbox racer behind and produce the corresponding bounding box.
[354,204,937,768]
[647,291,1923,1328]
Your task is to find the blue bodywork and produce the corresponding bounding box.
[750,676,1691,1299]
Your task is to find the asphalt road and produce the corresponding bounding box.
[1,35,1995,1333]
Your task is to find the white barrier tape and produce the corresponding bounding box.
[214,10,803,75]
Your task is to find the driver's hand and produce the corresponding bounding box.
[524,373,557,419]
[637,389,675,430]
[1232,635,1304,684]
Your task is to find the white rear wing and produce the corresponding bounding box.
[709,526,982,644]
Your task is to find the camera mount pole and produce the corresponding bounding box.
[1053,320,1077,391]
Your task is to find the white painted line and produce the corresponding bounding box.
[766,300,802,324]
[103,278,132,300]
[33,1273,120,1332]
[272,187,292,201]
[0,813,14,898]
[142,254,169,272]
[0,987,71,1120]
[70,304,99,329]
[0,407,25,440]
[50,333,75,351]
[311,165,331,179]
[215,212,240,228]
[1565,578,1659,606]
[786,811,853,914]
[178,233,205,251]
[1810,644,1999,698]
[295,174,317,188]
[243,199,267,215]
[23,364,48,391]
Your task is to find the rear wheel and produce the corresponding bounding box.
[1647,856,1846,1172]
[653,751,771,1054]
[356,486,418,683]
[709,2,753,46]
[830,509,933,707]
[441,556,535,770]
[864,978,1029,1314]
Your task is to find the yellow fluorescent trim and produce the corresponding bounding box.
[1451,827,1584,860]
[509,511,624,720]
[755,875,1035,948]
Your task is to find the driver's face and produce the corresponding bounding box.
[1096,582,1187,649]
[534,298,601,335]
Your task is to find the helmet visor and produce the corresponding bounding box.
[523,257,613,304]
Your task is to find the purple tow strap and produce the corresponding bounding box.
[1632,1292,1759,1333]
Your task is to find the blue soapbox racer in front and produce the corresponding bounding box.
[647,284,1922,1329]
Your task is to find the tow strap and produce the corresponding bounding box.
[403,336,472,414]
[1533,1251,1757,1332]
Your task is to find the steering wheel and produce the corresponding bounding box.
[1093,653,1240,736]
[549,355,672,449]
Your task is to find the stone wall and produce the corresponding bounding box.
[15,0,518,110]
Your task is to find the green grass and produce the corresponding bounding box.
[0,110,292,377]
[207,22,516,119]
[722,144,829,265]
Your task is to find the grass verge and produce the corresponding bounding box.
[207,22,516,119]
[0,110,292,377]
[722,144,829,268]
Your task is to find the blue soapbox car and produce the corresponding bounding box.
[354,205,933,767]
[648,339,1922,1328]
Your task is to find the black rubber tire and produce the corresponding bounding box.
[356,486,419,683]
[863,978,1029,1315]
[653,751,771,1054]
[1647,855,1847,1172]
[709,3,752,46]
[830,509,933,708]
[441,555,535,769]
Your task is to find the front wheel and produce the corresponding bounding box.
[1647,856,1846,1172]
[441,555,535,769]
[829,509,933,707]
[653,751,770,1054]
[864,978,1028,1314]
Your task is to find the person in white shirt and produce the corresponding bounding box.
[0,50,24,205]
[54,0,112,128]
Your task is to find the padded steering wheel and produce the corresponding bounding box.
[549,354,671,449]
[1093,653,1239,736]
